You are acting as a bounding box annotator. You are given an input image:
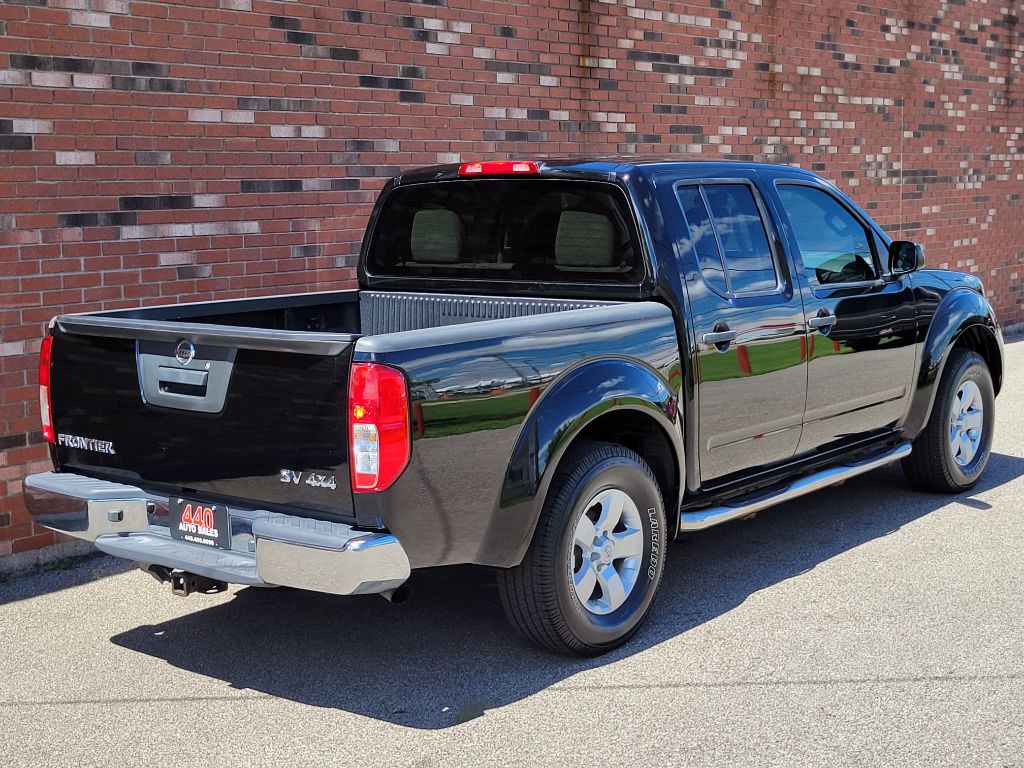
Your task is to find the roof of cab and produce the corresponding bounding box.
[395,157,822,185]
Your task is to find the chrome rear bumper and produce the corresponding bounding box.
[23,471,410,595]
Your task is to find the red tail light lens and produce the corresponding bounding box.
[458,160,539,176]
[348,362,410,492]
[39,335,55,443]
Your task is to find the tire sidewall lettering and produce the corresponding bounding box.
[646,506,660,580]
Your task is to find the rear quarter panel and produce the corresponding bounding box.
[352,302,682,568]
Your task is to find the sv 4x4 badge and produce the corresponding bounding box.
[280,469,337,490]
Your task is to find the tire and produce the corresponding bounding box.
[497,441,667,656]
[903,348,995,493]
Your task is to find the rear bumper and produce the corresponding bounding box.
[23,471,410,595]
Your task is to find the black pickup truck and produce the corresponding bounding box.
[26,158,1003,655]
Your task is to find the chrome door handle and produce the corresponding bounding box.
[702,330,738,345]
[807,313,837,330]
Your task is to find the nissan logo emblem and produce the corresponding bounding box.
[175,340,196,366]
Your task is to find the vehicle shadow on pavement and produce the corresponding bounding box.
[110,452,1024,729]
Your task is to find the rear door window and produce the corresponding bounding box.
[675,182,780,296]
[366,179,644,284]
[676,186,728,296]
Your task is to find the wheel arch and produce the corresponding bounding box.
[479,356,684,568]
[902,287,1003,440]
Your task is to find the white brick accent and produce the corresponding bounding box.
[193,221,260,236]
[0,341,26,358]
[193,194,226,208]
[121,223,195,239]
[49,0,91,10]
[72,73,112,89]
[222,110,254,124]
[94,0,130,12]
[158,252,197,266]
[70,11,111,27]
[55,151,96,165]
[12,119,53,134]
[188,109,222,123]
[0,70,29,85]
[31,72,72,88]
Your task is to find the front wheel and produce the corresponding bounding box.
[903,348,995,493]
[497,441,667,656]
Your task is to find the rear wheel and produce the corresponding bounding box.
[497,441,667,656]
[903,348,994,493]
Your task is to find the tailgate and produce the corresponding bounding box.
[48,321,358,519]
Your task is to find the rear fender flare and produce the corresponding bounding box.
[479,357,683,568]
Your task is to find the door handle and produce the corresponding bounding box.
[807,313,837,331]
[702,329,738,345]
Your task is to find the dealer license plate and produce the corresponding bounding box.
[169,498,231,550]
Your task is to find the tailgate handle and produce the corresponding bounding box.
[137,341,235,413]
[157,366,208,388]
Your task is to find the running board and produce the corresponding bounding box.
[678,442,912,532]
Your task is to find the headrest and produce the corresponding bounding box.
[410,209,462,263]
[554,211,616,268]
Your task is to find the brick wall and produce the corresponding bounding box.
[1,0,1022,560]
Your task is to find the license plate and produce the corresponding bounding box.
[169,498,231,549]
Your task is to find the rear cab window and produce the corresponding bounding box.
[365,179,645,286]
[675,181,781,297]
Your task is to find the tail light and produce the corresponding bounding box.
[348,362,410,492]
[458,160,539,176]
[39,335,55,443]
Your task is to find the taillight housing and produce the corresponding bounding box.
[348,362,410,492]
[39,335,55,443]
[457,160,539,176]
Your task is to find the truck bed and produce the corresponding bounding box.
[47,290,620,523]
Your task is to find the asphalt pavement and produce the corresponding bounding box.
[1,339,1021,767]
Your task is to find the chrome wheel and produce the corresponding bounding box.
[571,488,644,615]
[948,379,984,467]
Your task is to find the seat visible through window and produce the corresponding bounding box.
[554,211,621,272]
[410,209,463,264]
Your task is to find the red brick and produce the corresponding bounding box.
[13,530,55,553]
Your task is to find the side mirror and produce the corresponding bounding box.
[888,240,924,275]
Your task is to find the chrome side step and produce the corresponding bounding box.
[679,442,912,532]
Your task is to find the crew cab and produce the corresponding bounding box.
[26,158,1004,655]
